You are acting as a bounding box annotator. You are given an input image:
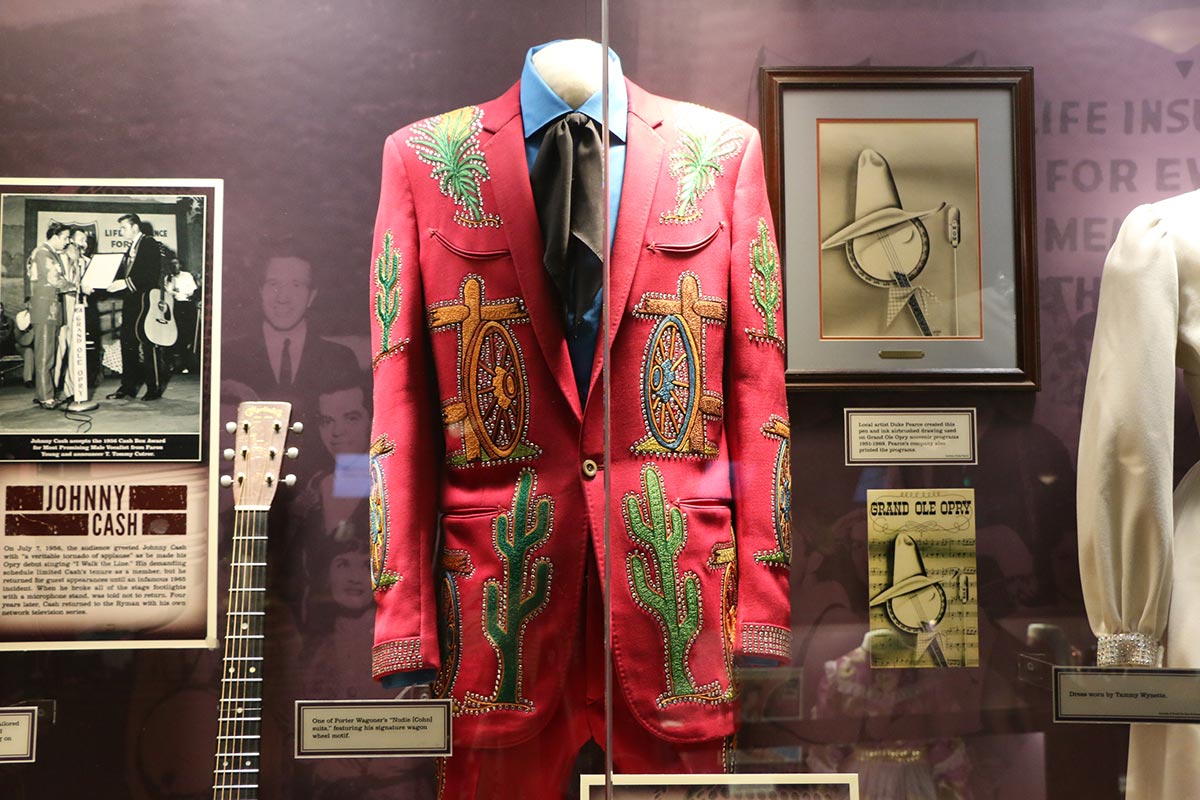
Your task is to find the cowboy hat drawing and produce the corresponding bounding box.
[821,148,946,251]
[869,532,951,609]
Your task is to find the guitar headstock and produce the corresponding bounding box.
[221,401,301,509]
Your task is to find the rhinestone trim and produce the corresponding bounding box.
[742,623,792,661]
[1096,632,1161,667]
[372,638,423,678]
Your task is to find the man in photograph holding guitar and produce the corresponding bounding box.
[105,213,166,400]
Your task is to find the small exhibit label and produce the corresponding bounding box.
[294,699,451,758]
[1055,667,1200,724]
[845,408,977,465]
[0,707,37,762]
[580,772,859,798]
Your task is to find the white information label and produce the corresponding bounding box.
[0,707,37,762]
[294,699,451,758]
[844,408,977,465]
[1055,667,1200,724]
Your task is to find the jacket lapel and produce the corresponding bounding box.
[586,80,665,406]
[482,86,583,422]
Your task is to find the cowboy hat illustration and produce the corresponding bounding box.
[870,533,954,635]
[821,148,946,252]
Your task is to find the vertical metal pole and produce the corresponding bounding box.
[599,4,615,798]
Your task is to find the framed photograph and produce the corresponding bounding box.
[0,178,222,651]
[760,68,1038,390]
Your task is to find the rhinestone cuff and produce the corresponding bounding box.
[1096,632,1161,667]
[742,623,792,662]
[372,638,424,678]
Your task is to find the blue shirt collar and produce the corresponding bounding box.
[520,41,628,143]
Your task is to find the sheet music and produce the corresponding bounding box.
[80,253,124,292]
[866,488,979,669]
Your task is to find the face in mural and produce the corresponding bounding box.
[260,255,315,333]
[317,385,371,457]
[329,549,373,613]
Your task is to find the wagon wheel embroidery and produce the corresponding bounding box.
[432,549,475,702]
[632,273,726,458]
[707,532,738,699]
[429,276,540,468]
[407,105,502,229]
[755,416,792,567]
[369,435,401,591]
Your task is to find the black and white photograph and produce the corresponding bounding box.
[817,120,981,341]
[0,181,219,460]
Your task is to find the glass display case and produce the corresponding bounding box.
[1,2,1196,798]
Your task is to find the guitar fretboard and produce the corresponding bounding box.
[212,508,269,800]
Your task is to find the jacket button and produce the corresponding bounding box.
[581,458,599,479]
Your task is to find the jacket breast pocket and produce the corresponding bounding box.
[646,222,725,256]
[428,228,510,261]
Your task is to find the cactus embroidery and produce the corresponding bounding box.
[624,464,723,706]
[374,230,409,366]
[368,435,401,591]
[746,219,784,349]
[660,107,745,225]
[755,416,792,567]
[408,106,502,228]
[461,470,553,713]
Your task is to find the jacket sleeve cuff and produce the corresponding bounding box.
[1096,632,1162,667]
[740,622,792,663]
[372,637,428,679]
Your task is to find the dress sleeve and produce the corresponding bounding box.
[1077,203,1178,667]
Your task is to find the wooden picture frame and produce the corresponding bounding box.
[761,67,1038,390]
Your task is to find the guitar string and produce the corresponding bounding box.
[221,504,245,799]
[215,505,236,798]
[239,510,262,800]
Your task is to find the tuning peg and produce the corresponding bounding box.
[220,475,234,488]
[285,447,299,460]
[222,448,235,461]
[268,447,278,460]
[283,474,298,488]
[290,422,304,434]
[225,421,237,434]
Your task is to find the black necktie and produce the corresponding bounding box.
[279,338,293,386]
[530,112,604,333]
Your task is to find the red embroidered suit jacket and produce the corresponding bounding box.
[368,79,792,745]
